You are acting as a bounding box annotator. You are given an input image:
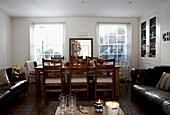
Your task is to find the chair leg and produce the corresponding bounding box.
[44,86,46,98]
[112,86,114,99]
[44,92,46,98]
[28,77,29,84]
[95,85,97,99]
[62,81,64,94]
[69,84,71,96]
[62,86,63,94]
[125,80,128,91]
[87,85,89,99]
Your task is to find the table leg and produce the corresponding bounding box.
[35,70,40,97]
[115,69,119,96]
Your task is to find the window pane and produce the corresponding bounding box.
[31,23,64,65]
[100,45,108,54]
[99,24,127,64]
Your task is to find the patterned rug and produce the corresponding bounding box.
[45,101,95,115]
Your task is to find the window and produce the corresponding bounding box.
[98,24,127,64]
[30,23,64,64]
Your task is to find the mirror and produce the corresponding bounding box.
[69,38,93,58]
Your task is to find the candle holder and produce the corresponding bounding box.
[94,99,103,113]
[105,101,120,115]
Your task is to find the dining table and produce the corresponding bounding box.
[35,64,120,97]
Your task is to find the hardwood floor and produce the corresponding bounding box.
[1,82,148,115]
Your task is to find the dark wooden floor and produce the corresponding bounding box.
[1,82,148,115]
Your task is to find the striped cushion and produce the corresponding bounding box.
[45,78,61,83]
[156,72,170,91]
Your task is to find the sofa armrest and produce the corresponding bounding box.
[10,75,20,83]
[131,68,148,86]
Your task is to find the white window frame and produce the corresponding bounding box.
[98,23,128,64]
[30,23,65,65]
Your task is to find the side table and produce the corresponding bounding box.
[19,72,25,80]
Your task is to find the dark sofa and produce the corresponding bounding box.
[0,68,28,109]
[131,66,170,115]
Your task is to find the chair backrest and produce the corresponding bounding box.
[86,57,98,60]
[95,58,115,80]
[42,58,63,81]
[51,56,64,61]
[86,57,98,66]
[24,61,37,75]
[70,55,83,59]
[120,60,129,75]
[69,58,88,79]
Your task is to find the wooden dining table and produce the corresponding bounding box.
[35,65,120,97]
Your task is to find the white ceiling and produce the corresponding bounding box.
[0,0,168,17]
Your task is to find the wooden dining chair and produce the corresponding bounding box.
[69,58,89,98]
[24,61,37,83]
[95,58,115,99]
[86,57,98,83]
[42,58,64,98]
[119,60,129,91]
[51,56,64,61]
[70,55,83,59]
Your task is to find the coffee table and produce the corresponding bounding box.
[55,106,125,115]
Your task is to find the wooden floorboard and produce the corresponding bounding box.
[1,82,148,115]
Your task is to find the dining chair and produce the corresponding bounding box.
[95,58,115,99]
[51,56,67,87]
[24,61,37,83]
[51,56,64,61]
[119,60,129,91]
[70,55,83,59]
[86,57,98,83]
[69,58,89,98]
[42,58,64,98]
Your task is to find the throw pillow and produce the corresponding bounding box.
[156,72,170,91]
[0,69,10,85]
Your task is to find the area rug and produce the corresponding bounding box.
[45,101,95,115]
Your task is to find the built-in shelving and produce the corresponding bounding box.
[139,13,160,69]
[141,21,146,57]
[149,17,156,58]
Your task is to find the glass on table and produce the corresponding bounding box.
[68,95,76,115]
[59,96,67,114]
[60,94,69,98]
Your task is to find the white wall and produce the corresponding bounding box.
[11,17,139,69]
[0,11,12,69]
[160,0,170,65]
[138,0,170,67]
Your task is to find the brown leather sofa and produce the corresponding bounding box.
[131,66,170,115]
[0,68,28,109]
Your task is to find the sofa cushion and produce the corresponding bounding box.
[156,72,170,91]
[0,84,11,90]
[144,90,170,105]
[0,90,11,105]
[143,69,162,87]
[0,69,10,85]
[133,85,159,96]
[162,100,170,115]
